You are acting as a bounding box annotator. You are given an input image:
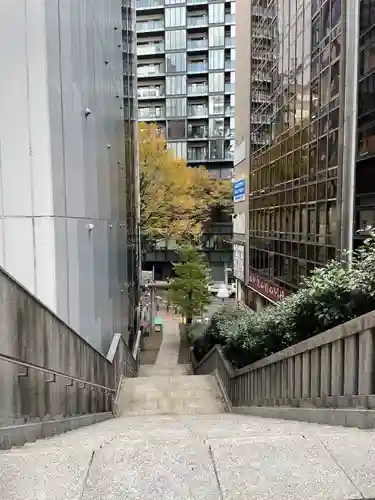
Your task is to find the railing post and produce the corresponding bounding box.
[358,329,374,395]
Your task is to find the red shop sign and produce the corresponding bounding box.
[248,274,289,302]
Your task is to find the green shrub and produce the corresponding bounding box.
[191,236,375,368]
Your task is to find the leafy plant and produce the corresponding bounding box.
[167,244,211,324]
[191,234,375,368]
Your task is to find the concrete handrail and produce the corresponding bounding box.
[0,352,115,393]
[0,265,138,427]
[194,309,375,411]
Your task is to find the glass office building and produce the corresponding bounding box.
[245,0,355,310]
[136,0,236,280]
[356,1,375,247]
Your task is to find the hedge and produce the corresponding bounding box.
[190,236,375,368]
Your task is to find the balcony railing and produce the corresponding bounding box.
[139,108,165,119]
[136,20,164,32]
[138,87,164,98]
[251,114,272,124]
[137,43,164,55]
[225,13,235,24]
[252,71,272,82]
[187,62,208,73]
[252,91,270,102]
[137,0,164,8]
[137,65,164,77]
[225,60,235,70]
[224,83,235,93]
[188,149,208,161]
[252,5,274,17]
[225,37,235,48]
[253,27,272,38]
[187,0,207,4]
[225,106,235,116]
[187,16,208,27]
[187,84,208,95]
[188,126,208,139]
[188,106,208,117]
[187,38,208,50]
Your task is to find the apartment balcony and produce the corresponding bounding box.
[188,105,208,118]
[251,114,272,124]
[137,43,164,56]
[252,5,274,17]
[136,20,164,33]
[187,84,208,96]
[139,107,165,120]
[225,37,235,48]
[187,148,208,161]
[187,38,208,51]
[209,150,234,161]
[252,91,270,102]
[188,125,208,139]
[137,87,165,99]
[253,27,272,38]
[137,65,165,78]
[187,16,208,28]
[225,60,235,70]
[225,13,235,24]
[187,62,208,73]
[252,71,272,82]
[187,0,208,5]
[136,0,164,9]
[251,133,268,144]
[224,106,235,117]
[224,83,235,93]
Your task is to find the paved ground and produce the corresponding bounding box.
[1,313,375,499]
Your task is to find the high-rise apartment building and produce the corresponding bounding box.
[136,0,236,281]
[234,0,362,311]
[0,0,139,354]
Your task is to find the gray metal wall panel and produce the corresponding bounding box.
[0,0,136,355]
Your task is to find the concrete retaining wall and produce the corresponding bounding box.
[194,310,375,426]
[0,266,137,429]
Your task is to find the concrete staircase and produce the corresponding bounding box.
[1,316,375,499]
[118,364,226,416]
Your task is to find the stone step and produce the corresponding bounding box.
[118,374,225,416]
[139,364,191,377]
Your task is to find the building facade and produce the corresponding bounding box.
[356,0,375,247]
[136,0,236,281]
[235,0,361,311]
[0,0,139,354]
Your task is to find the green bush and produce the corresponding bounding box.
[191,236,375,368]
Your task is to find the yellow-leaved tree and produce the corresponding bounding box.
[139,123,233,243]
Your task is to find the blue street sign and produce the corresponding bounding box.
[233,179,246,202]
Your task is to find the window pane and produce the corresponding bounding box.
[165,29,186,50]
[165,6,186,28]
[166,52,186,72]
[167,121,186,140]
[209,95,224,115]
[209,3,224,24]
[209,49,224,69]
[209,26,224,47]
[209,72,224,92]
[166,75,186,95]
[166,97,186,117]
[168,141,187,159]
[209,117,224,136]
